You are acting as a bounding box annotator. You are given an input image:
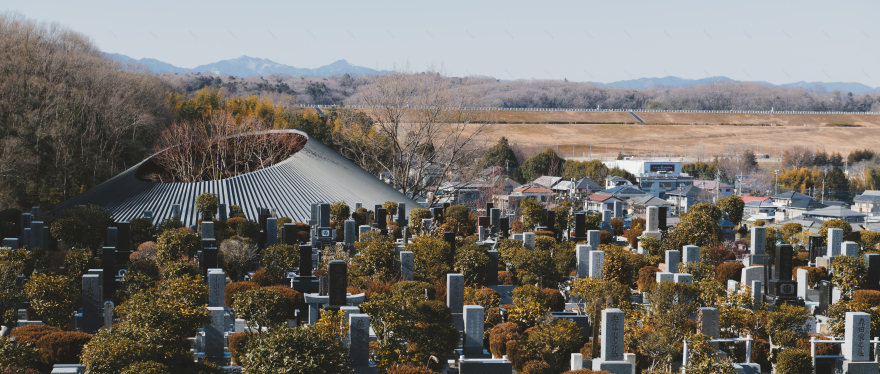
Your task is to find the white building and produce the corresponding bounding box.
[603,160,694,198]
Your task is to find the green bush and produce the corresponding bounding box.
[229,205,245,218]
[225,281,259,307]
[24,273,75,329]
[390,281,433,303]
[80,328,148,374]
[120,361,169,374]
[233,287,288,331]
[775,348,812,374]
[228,331,255,366]
[155,228,199,265]
[240,325,351,373]
[832,255,868,297]
[352,235,397,283]
[263,286,305,320]
[122,260,160,296]
[63,248,96,281]
[406,236,453,283]
[454,244,490,285]
[330,202,351,223]
[260,244,298,286]
[160,262,200,280]
[155,215,184,235]
[195,193,219,215]
[50,204,114,250]
[129,218,154,245]
[236,220,260,244]
[0,337,41,372]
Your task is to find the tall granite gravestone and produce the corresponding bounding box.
[523,232,535,250]
[281,223,296,245]
[592,308,633,374]
[545,210,556,233]
[208,269,225,307]
[201,221,214,239]
[328,260,347,307]
[657,206,668,230]
[748,226,768,266]
[319,203,331,228]
[400,252,414,281]
[478,216,489,229]
[218,203,227,222]
[656,272,674,283]
[298,245,313,278]
[447,273,464,330]
[432,207,444,224]
[774,244,793,280]
[397,203,406,227]
[809,235,824,265]
[836,312,878,374]
[478,226,486,241]
[359,225,371,241]
[865,254,880,290]
[682,245,699,263]
[697,307,720,349]
[817,280,833,315]
[797,268,809,299]
[600,210,613,233]
[77,274,103,333]
[22,228,30,249]
[444,232,456,255]
[646,206,659,233]
[105,227,118,248]
[344,220,356,251]
[496,216,508,238]
[827,228,843,258]
[310,203,319,227]
[266,218,278,246]
[766,245,803,308]
[751,280,763,306]
[205,307,225,362]
[349,314,377,373]
[116,222,131,254]
[490,208,501,233]
[613,200,623,219]
[20,213,32,240]
[589,250,604,280]
[376,208,387,234]
[101,247,116,297]
[485,250,499,285]
[576,244,592,278]
[103,301,114,329]
[30,221,44,249]
[674,273,693,285]
[573,212,586,240]
[463,305,487,356]
[588,230,600,248]
[665,250,680,273]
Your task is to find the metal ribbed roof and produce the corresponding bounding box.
[54,130,419,226]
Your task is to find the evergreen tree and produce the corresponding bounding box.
[519,148,565,182]
[479,137,519,170]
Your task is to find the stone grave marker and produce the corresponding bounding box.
[218,203,227,222]
[397,203,406,227]
[490,208,501,231]
[741,266,764,289]
[697,307,719,349]
[613,200,622,218]
[328,260,347,306]
[588,230,600,247]
[422,219,432,233]
[103,301,114,329]
[298,244,313,278]
[865,254,880,289]
[797,268,809,299]
[751,280,763,306]
[344,220,356,249]
[774,244,793,281]
[376,208,387,234]
[589,250,604,279]
[751,227,766,255]
[82,274,101,316]
[499,217,509,238]
[22,228,30,248]
[809,235,824,264]
[349,314,372,370]
[665,250,680,273]
[843,241,859,257]
[592,308,632,373]
[656,272,674,283]
[20,213,31,239]
[400,251,414,281]
[359,225,371,241]
[447,273,464,314]
[310,203,318,226]
[844,312,870,361]
[674,273,693,285]
[576,244,592,278]
[208,269,225,307]
[201,221,214,239]
[682,245,699,263]
[30,221,44,248]
[827,228,843,258]
[646,206,659,232]
[2,238,18,249]
[101,247,116,297]
[817,280,832,315]
[485,250,499,285]
[727,280,738,290]
[600,210,613,233]
[266,218,277,246]
[523,232,535,250]
[463,305,485,355]
[116,222,131,253]
[205,307,225,359]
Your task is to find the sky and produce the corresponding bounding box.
[4,0,879,86]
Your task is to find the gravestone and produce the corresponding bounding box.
[116,222,131,253]
[512,234,522,240]
[101,247,116,297]
[205,307,225,360]
[865,254,880,290]
[82,274,101,316]
[31,222,45,248]
[697,307,720,349]
[282,223,297,245]
[657,206,668,230]
[319,203,331,227]
[22,228,30,248]
[208,269,225,307]
[589,250,604,279]
[201,221,214,239]
[523,232,535,250]
[478,216,489,229]
[499,217,509,238]
[809,235,824,264]
[827,228,843,258]
[682,245,699,263]
[843,312,871,361]
[573,213,586,239]
[485,250,499,285]
[400,252,414,281]
[592,308,632,374]
[817,280,832,315]
[402,227,411,244]
[588,230,600,247]
[646,206,659,232]
[359,225,371,241]
[432,207,444,224]
[751,227,766,255]
[600,210,613,233]
[2,238,18,249]
[422,219,432,233]
[447,273,464,314]
[751,280,763,306]
[576,244,592,278]
[349,314,373,371]
[218,203,227,222]
[397,203,406,227]
[375,208,387,234]
[842,241,859,257]
[656,272,674,283]
[463,305,485,355]
[490,208,501,231]
[674,273,693,285]
[355,202,362,210]
[774,244,793,281]
[665,250,680,273]
[328,260,347,306]
[310,203,319,226]
[20,213,32,239]
[103,301,114,329]
[298,245,313,278]
[478,226,486,241]
[613,200,622,218]
[796,268,809,299]
[266,218,277,246]
[741,266,764,289]
[344,220,356,249]
[727,280,739,291]
[545,210,556,233]
[443,232,456,254]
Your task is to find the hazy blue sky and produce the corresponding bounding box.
[5,0,879,86]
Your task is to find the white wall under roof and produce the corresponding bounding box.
[603,160,682,176]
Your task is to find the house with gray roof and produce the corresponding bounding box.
[852,190,880,214]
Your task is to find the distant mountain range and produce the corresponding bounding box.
[105,53,879,93]
[592,76,879,94]
[105,53,387,77]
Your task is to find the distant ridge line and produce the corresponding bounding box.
[307,104,880,115]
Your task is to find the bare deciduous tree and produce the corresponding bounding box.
[220,238,258,281]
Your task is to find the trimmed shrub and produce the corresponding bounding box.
[637,266,660,291]
[0,337,41,372]
[386,365,435,374]
[35,331,91,365]
[225,281,259,307]
[499,271,514,285]
[522,360,551,374]
[511,221,524,234]
[195,193,219,215]
[853,290,880,308]
[793,266,827,288]
[599,230,612,244]
[9,325,63,345]
[796,334,839,356]
[775,348,812,374]
[489,322,521,358]
[228,331,255,366]
[391,281,434,302]
[155,228,199,265]
[264,286,305,320]
[715,262,744,285]
[540,289,565,311]
[120,361,169,374]
[533,230,555,238]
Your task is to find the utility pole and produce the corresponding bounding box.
[822,169,827,204]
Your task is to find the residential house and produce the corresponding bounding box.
[771,191,813,208]
[852,190,880,214]
[741,196,773,204]
[600,186,651,200]
[784,199,827,220]
[743,200,778,217]
[665,185,713,215]
[584,193,622,213]
[802,206,868,223]
[628,195,674,216]
[574,177,602,194]
[603,160,694,197]
[511,184,553,203]
[693,180,735,201]
[605,176,633,189]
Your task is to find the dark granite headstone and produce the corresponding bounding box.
[485,202,493,212]
[20,213,32,240]
[442,202,451,209]
[499,217,509,238]
[865,254,880,290]
[657,207,667,230]
[282,223,297,245]
[545,210,555,232]
[432,207,444,224]
[775,244,793,281]
[101,247,116,298]
[203,246,218,275]
[574,212,586,238]
[397,203,407,227]
[485,250,499,285]
[298,244,313,279]
[809,235,825,264]
[319,203,331,228]
[376,208,387,234]
[444,232,456,255]
[328,260,347,306]
[817,280,832,315]
[478,216,489,228]
[116,222,131,253]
